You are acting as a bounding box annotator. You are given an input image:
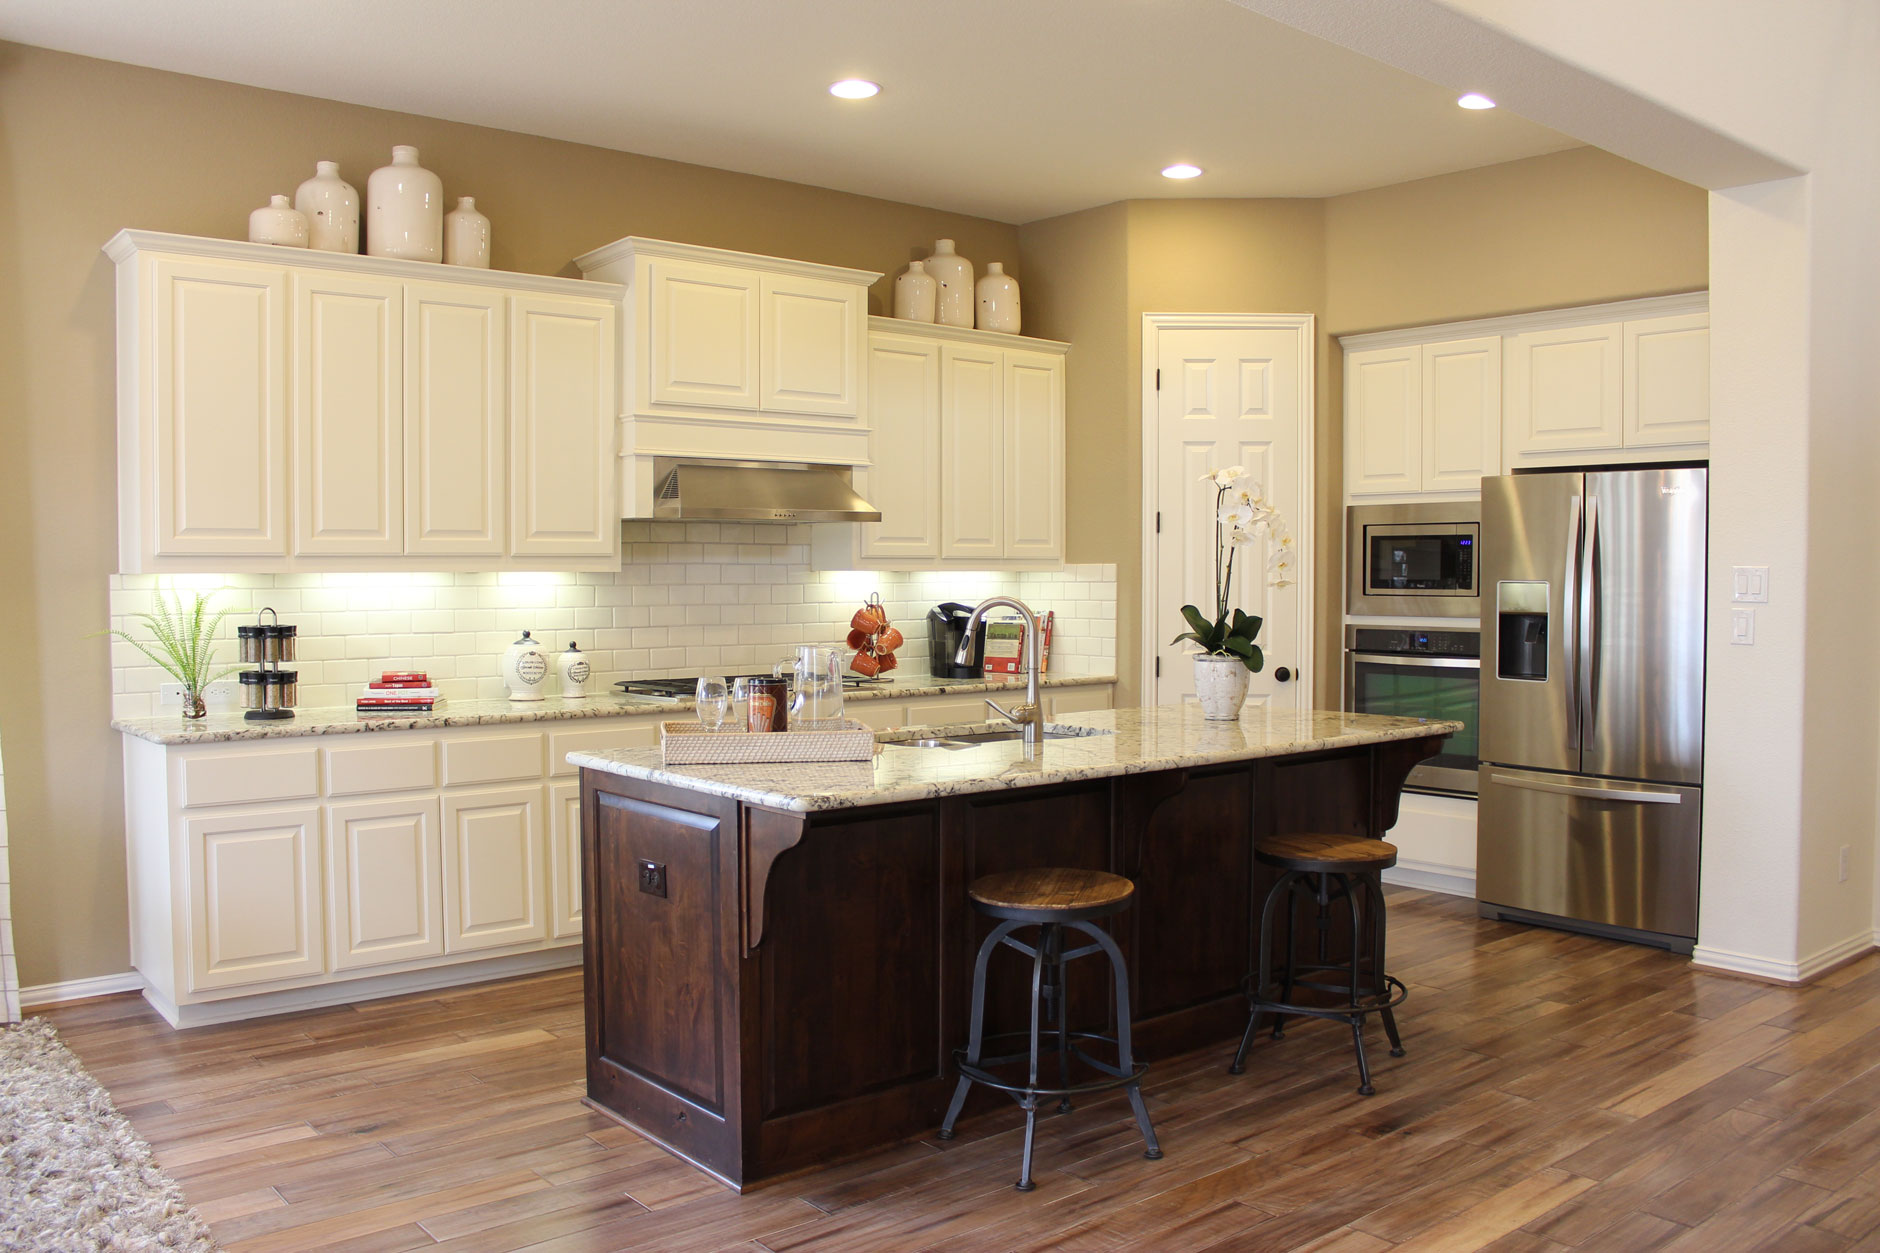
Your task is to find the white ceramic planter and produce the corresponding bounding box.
[1192,653,1251,720]
[295,160,359,253]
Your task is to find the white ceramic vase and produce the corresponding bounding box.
[1193,653,1251,720]
[925,239,974,328]
[893,259,938,321]
[976,261,1020,333]
[444,196,491,268]
[294,160,359,253]
[248,195,308,247]
[366,145,443,262]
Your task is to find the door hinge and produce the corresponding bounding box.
[1155,368,1161,390]
[1155,511,1161,533]
[1155,657,1161,678]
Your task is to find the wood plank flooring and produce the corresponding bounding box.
[39,887,1880,1252]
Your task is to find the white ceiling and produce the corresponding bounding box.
[0,0,1580,223]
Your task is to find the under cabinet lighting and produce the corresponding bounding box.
[1457,93,1496,109]
[829,79,881,99]
[1161,163,1204,180]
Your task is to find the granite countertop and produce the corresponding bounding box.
[568,706,1463,813]
[110,668,1118,745]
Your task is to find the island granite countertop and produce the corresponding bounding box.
[568,705,1462,812]
[111,668,1117,745]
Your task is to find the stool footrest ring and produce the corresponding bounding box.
[953,1030,1149,1099]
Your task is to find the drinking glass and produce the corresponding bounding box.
[695,675,731,731]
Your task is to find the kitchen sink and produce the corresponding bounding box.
[879,725,1114,750]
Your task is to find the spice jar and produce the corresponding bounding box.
[276,624,297,662]
[746,676,789,733]
[239,626,264,664]
[262,670,298,710]
[240,670,267,709]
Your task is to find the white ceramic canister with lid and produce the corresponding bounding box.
[501,630,550,701]
[557,642,590,699]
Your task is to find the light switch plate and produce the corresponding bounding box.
[1730,608,1756,645]
[1732,566,1770,603]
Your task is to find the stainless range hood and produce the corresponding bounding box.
[649,458,881,523]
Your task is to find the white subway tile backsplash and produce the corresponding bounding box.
[107,528,1117,715]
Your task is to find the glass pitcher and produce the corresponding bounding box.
[776,645,846,725]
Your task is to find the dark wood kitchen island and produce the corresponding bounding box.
[570,705,1456,1188]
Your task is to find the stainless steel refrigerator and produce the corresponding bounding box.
[1477,466,1706,951]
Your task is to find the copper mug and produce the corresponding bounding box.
[746,677,789,733]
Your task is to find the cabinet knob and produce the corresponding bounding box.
[1274,666,1294,683]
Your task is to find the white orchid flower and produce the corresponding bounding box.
[1197,465,1247,487]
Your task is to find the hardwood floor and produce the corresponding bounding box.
[40,887,1880,1252]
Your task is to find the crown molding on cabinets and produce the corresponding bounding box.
[1338,291,1708,354]
[574,236,881,289]
[865,315,1070,354]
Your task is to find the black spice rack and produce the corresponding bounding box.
[241,607,297,721]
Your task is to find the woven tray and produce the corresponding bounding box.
[659,719,877,765]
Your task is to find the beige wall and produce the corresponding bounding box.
[0,42,1020,987]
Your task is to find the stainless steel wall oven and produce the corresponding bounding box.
[1344,626,1480,796]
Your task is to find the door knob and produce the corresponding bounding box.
[1274,666,1294,682]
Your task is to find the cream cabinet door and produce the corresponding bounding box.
[1344,345,1421,498]
[939,344,1004,560]
[293,273,404,555]
[548,780,583,941]
[647,258,760,411]
[760,274,863,418]
[1003,349,1065,559]
[509,293,617,558]
[441,786,547,953]
[152,257,290,556]
[1420,336,1501,492]
[1625,313,1710,448]
[405,282,506,556]
[325,796,443,971]
[860,335,943,561]
[185,805,322,992]
[1506,322,1625,460]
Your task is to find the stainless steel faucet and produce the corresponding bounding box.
[957,595,1045,748]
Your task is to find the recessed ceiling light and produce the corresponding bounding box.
[1161,163,1204,180]
[1457,93,1496,110]
[829,79,880,100]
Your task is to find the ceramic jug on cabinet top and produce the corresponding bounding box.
[925,239,975,328]
[976,262,1020,333]
[295,161,359,253]
[367,145,443,262]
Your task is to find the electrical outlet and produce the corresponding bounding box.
[1840,845,1851,883]
[160,681,237,706]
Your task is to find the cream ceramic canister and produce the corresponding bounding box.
[366,145,443,262]
[557,642,590,699]
[893,259,938,322]
[444,196,491,268]
[976,261,1020,333]
[294,160,359,253]
[925,238,975,328]
[248,195,308,247]
[501,630,550,701]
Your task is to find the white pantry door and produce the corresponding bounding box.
[1147,316,1312,714]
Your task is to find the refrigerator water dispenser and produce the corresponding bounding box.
[1496,581,1549,681]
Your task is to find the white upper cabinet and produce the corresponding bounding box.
[856,333,944,562]
[1003,348,1065,560]
[107,231,622,572]
[1342,294,1707,499]
[574,238,880,517]
[939,343,1005,560]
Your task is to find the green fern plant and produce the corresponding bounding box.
[101,586,244,708]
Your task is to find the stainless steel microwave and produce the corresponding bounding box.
[1346,502,1482,617]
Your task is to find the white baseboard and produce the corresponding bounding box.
[19,972,146,1008]
[1693,930,1877,984]
[1382,861,1475,898]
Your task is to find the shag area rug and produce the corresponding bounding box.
[0,1017,217,1251]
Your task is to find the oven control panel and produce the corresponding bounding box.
[1349,628,1480,658]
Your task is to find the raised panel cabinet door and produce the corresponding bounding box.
[548,780,583,940]
[1343,345,1421,497]
[938,344,1004,560]
[1506,322,1625,460]
[1420,336,1502,492]
[509,293,618,557]
[325,796,443,971]
[859,335,943,561]
[185,805,322,992]
[1625,313,1710,448]
[152,256,290,556]
[1002,349,1065,559]
[759,274,864,418]
[647,259,760,411]
[404,282,505,556]
[441,785,547,952]
[293,272,404,554]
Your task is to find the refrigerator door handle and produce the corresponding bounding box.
[1563,495,1582,749]
[1578,494,1600,749]
[1486,770,1684,805]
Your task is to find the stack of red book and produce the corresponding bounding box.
[356,672,445,715]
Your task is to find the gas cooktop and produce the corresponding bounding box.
[615,673,890,700]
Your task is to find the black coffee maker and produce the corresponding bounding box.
[928,602,986,679]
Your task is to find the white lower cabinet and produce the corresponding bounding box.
[186,805,323,993]
[549,781,584,941]
[442,785,547,953]
[324,796,443,971]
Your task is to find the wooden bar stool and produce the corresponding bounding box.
[1230,834,1407,1095]
[937,867,1162,1191]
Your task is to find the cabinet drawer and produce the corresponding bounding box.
[549,724,659,777]
[179,746,319,809]
[442,734,544,786]
[326,740,438,796]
